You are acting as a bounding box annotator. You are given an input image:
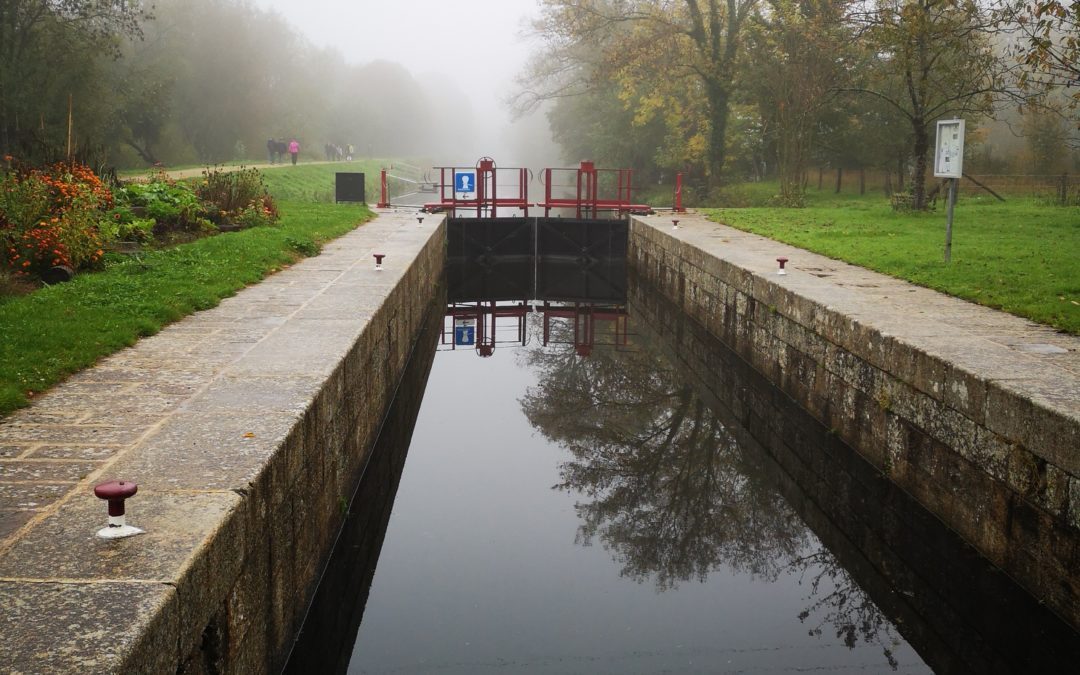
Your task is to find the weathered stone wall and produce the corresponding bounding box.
[629,216,1080,630]
[175,220,447,673]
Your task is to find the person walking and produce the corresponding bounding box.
[267,138,276,164]
[288,139,300,166]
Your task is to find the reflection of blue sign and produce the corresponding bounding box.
[454,318,475,345]
[455,171,476,194]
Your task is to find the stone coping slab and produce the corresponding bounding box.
[0,207,444,672]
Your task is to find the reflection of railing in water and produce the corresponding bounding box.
[440,301,630,358]
[444,215,632,357]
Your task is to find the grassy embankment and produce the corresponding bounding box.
[703,186,1080,334]
[0,164,375,416]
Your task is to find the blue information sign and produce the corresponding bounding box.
[454,318,476,346]
[455,171,476,195]
[455,325,475,346]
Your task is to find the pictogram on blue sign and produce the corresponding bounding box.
[455,171,476,195]
[454,318,476,346]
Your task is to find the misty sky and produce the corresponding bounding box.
[251,1,542,125]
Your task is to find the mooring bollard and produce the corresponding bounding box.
[93,480,144,539]
[672,219,680,230]
[374,253,385,271]
[417,215,425,226]
[777,256,789,275]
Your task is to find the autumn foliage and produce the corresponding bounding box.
[0,159,111,278]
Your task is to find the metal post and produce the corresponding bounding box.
[674,172,685,212]
[944,177,957,263]
[377,169,389,208]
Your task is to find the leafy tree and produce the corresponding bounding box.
[0,0,151,157]
[517,0,760,187]
[746,0,851,204]
[846,0,1009,209]
[546,77,669,174]
[1001,1,1080,115]
[1021,105,1072,171]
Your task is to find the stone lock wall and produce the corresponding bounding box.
[629,216,1080,630]
[176,220,447,673]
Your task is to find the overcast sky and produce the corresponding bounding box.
[250,0,547,163]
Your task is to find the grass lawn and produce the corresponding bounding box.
[258,160,386,202]
[704,188,1080,334]
[0,164,376,416]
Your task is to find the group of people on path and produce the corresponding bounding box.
[266,138,358,166]
[324,143,354,161]
[267,138,301,165]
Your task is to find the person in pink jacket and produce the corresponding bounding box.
[288,139,300,165]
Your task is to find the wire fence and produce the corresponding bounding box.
[810,167,1078,204]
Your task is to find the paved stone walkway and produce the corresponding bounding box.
[0,207,439,672]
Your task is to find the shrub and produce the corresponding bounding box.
[890,192,915,212]
[1,159,111,277]
[197,166,278,228]
[117,173,205,233]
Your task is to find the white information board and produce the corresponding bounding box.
[934,119,965,178]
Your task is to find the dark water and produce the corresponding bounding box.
[342,317,922,672]
[286,255,1080,674]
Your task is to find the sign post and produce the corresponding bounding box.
[934,119,965,263]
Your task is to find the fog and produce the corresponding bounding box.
[251,0,560,167]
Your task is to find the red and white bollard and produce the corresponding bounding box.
[777,256,789,275]
[373,253,385,271]
[672,219,680,230]
[94,480,144,539]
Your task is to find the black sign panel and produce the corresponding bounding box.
[335,173,366,203]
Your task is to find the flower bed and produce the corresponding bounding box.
[1,160,279,287]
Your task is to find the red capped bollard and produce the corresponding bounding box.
[373,253,385,271]
[777,256,789,276]
[94,480,144,539]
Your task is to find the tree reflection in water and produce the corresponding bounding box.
[519,314,905,668]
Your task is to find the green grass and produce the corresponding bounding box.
[256,160,385,203]
[0,197,373,416]
[703,188,1080,334]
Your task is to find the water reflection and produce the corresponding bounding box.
[521,309,910,669]
[522,328,809,589]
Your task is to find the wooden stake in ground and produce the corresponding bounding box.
[66,94,73,161]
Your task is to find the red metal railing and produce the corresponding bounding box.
[420,157,656,218]
[537,161,652,217]
[424,157,530,217]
